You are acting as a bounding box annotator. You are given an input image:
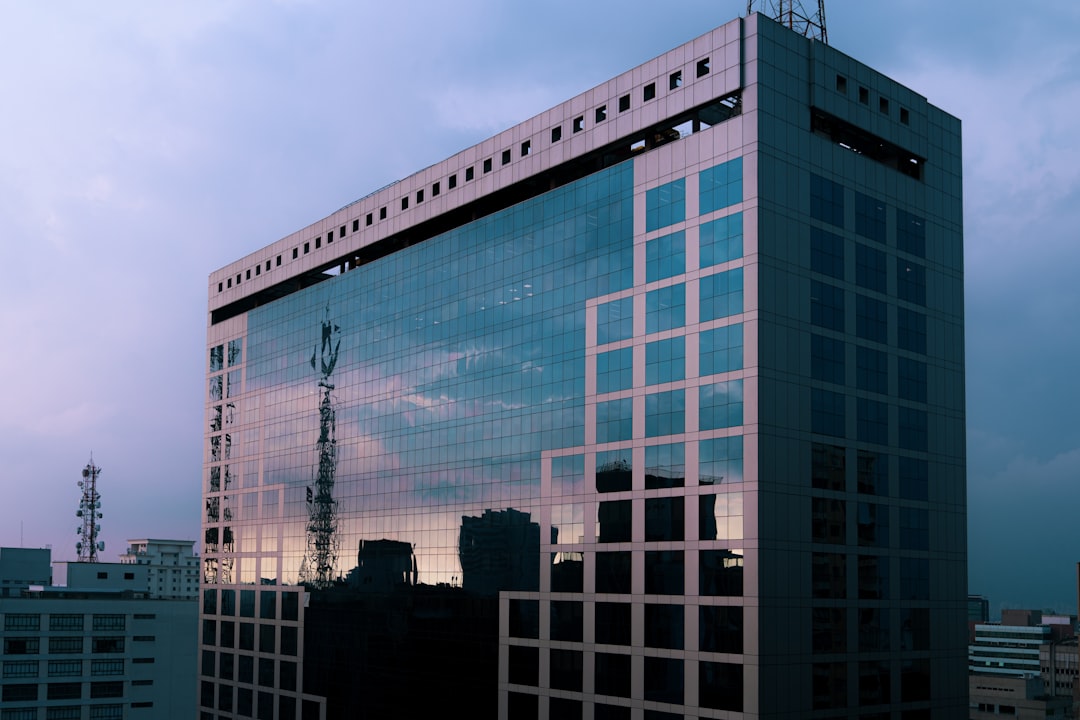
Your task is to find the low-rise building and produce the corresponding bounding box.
[0,546,196,720]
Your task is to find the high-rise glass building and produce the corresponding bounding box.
[201,13,965,719]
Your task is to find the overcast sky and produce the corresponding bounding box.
[1,0,1077,615]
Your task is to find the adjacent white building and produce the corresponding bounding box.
[0,546,196,720]
[119,539,200,601]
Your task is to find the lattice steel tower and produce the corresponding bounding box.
[747,0,828,43]
[75,457,104,561]
[299,306,342,588]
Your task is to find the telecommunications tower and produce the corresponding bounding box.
[76,457,104,562]
[747,0,828,43]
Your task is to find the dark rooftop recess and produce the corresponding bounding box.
[810,107,923,180]
[210,93,742,326]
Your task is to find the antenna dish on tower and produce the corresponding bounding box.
[747,0,828,44]
[75,458,103,562]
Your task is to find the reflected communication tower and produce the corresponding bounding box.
[747,0,828,43]
[76,458,104,562]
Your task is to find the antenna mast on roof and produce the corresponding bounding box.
[747,0,828,44]
[75,457,104,562]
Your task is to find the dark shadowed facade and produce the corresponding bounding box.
[200,13,965,719]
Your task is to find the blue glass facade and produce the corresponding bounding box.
[203,12,965,720]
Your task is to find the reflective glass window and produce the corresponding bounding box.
[854,191,886,242]
[644,443,684,489]
[900,507,929,550]
[897,210,926,257]
[699,491,743,540]
[597,297,633,344]
[596,501,632,543]
[859,608,894,651]
[856,346,888,393]
[700,549,743,596]
[900,608,930,651]
[595,552,631,594]
[645,497,684,541]
[595,653,632,698]
[858,555,889,599]
[508,600,539,639]
[699,380,743,430]
[646,178,686,231]
[645,336,685,385]
[898,356,927,402]
[811,443,845,491]
[859,660,892,706]
[646,283,686,332]
[700,157,742,214]
[898,308,927,354]
[552,455,584,496]
[646,230,685,282]
[898,407,928,451]
[507,646,538,686]
[857,397,888,445]
[701,324,743,376]
[700,269,743,321]
[645,550,684,594]
[644,656,684,704]
[856,242,887,291]
[596,398,632,443]
[700,605,743,653]
[812,607,847,652]
[812,497,845,543]
[812,552,846,599]
[857,450,888,495]
[812,662,847,710]
[550,649,583,692]
[856,294,888,343]
[700,436,743,485]
[810,174,844,227]
[898,456,928,501]
[645,389,685,437]
[857,502,889,547]
[597,347,633,393]
[699,213,742,268]
[812,387,846,437]
[699,662,743,711]
[594,602,631,645]
[811,333,844,385]
[810,280,843,331]
[550,601,583,642]
[810,227,844,279]
[900,558,929,600]
[897,260,927,306]
[596,449,632,492]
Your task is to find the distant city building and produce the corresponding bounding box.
[0,546,196,720]
[202,10,966,718]
[970,594,990,623]
[119,539,200,600]
[969,674,1071,720]
[970,623,1052,677]
[1040,638,1079,701]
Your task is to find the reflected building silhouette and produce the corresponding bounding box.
[347,539,417,591]
[459,508,540,595]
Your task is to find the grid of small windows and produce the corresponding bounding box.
[856,346,888,394]
[596,347,633,393]
[3,614,39,631]
[700,324,743,376]
[810,174,844,227]
[646,178,686,231]
[596,398,633,443]
[91,659,124,676]
[597,297,633,344]
[92,614,125,631]
[854,191,886,242]
[897,260,927,305]
[48,637,83,654]
[89,705,123,720]
[3,709,38,720]
[700,436,743,485]
[2,660,38,678]
[700,268,743,321]
[646,230,685,282]
[855,294,887,343]
[811,334,844,385]
[810,280,844,331]
[699,157,742,215]
[49,614,83,631]
[897,209,926,257]
[46,709,81,720]
[811,388,846,437]
[645,389,685,437]
[857,397,889,445]
[810,227,844,279]
[699,213,742,267]
[645,336,685,385]
[699,380,743,430]
[645,284,686,332]
[855,242,887,292]
[897,308,927,354]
